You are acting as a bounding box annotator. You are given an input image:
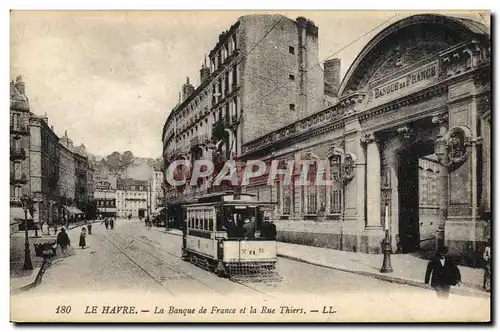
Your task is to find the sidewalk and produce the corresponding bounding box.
[10,232,50,292]
[9,223,93,292]
[163,228,488,297]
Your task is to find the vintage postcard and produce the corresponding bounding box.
[9,10,491,323]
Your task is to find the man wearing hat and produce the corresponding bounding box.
[56,227,71,257]
[425,247,461,298]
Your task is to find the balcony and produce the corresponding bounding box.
[10,99,29,112]
[10,124,30,136]
[10,196,22,206]
[10,173,28,185]
[190,134,209,150]
[10,147,26,160]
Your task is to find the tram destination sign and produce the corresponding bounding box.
[371,61,439,103]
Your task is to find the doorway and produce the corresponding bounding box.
[397,141,435,253]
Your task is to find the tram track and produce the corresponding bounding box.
[106,228,278,299]
[99,229,175,296]
[104,230,228,296]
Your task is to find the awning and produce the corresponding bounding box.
[10,207,30,225]
[63,206,84,215]
[153,207,165,214]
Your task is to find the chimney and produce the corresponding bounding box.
[324,58,341,98]
[200,55,211,84]
[182,76,195,101]
[14,75,25,96]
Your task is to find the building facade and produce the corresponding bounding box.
[58,131,76,208]
[161,13,490,265]
[152,167,164,209]
[162,15,332,223]
[10,76,31,233]
[116,179,151,218]
[94,180,116,218]
[29,114,61,226]
[239,14,491,264]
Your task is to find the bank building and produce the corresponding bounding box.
[161,13,491,265]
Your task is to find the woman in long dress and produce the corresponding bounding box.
[79,227,87,249]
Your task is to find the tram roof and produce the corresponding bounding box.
[186,191,276,207]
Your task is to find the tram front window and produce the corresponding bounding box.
[220,206,259,238]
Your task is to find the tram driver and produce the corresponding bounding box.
[243,216,256,239]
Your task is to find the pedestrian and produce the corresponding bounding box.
[79,227,87,249]
[53,225,58,235]
[483,238,491,292]
[87,223,92,235]
[56,227,70,257]
[110,218,114,230]
[243,216,256,239]
[425,247,461,299]
[42,222,49,236]
[102,218,109,230]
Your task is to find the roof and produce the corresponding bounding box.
[338,14,490,97]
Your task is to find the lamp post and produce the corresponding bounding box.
[20,195,33,271]
[380,202,393,273]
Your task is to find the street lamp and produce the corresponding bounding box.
[380,202,393,273]
[20,195,34,271]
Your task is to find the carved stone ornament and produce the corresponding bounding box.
[396,125,413,140]
[442,126,472,172]
[341,153,356,184]
[328,150,356,185]
[360,133,375,145]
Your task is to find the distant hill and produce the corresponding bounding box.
[89,151,162,182]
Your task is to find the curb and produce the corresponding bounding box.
[165,230,488,298]
[17,258,51,293]
[165,230,182,236]
[278,253,489,298]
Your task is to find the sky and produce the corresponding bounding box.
[10,10,489,159]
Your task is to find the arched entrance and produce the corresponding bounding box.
[381,120,442,255]
[397,140,435,253]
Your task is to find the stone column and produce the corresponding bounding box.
[361,133,381,227]
[432,113,449,250]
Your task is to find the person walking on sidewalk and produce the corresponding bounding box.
[425,247,461,299]
[102,218,109,230]
[79,227,87,249]
[483,238,491,292]
[110,218,115,230]
[87,223,92,235]
[56,227,71,257]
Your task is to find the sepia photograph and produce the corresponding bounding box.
[8,9,491,323]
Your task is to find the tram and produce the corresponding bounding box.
[181,192,281,282]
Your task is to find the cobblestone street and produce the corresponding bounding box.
[10,218,490,322]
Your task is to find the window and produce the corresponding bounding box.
[307,187,317,214]
[289,46,295,54]
[330,190,342,214]
[139,186,143,191]
[283,184,291,215]
[289,74,295,81]
[289,104,295,111]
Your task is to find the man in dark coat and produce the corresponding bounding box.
[57,228,71,257]
[425,247,461,298]
[260,218,277,240]
[242,216,256,239]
